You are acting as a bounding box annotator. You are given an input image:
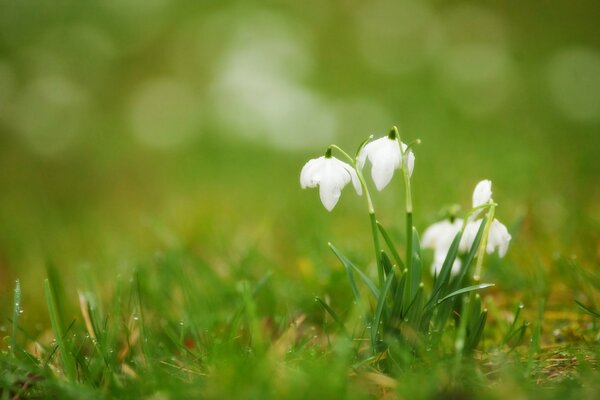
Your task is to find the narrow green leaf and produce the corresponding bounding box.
[575,300,600,319]
[371,267,396,353]
[315,297,349,337]
[376,221,405,270]
[437,284,495,305]
[430,231,462,300]
[11,279,21,356]
[329,243,362,304]
[45,279,77,381]
[464,310,488,354]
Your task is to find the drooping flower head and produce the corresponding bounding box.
[422,219,463,275]
[423,179,511,276]
[357,128,415,191]
[300,149,362,211]
[472,179,492,208]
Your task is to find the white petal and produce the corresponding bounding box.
[425,219,463,250]
[406,150,415,177]
[488,219,511,257]
[370,141,401,191]
[300,157,322,188]
[472,180,493,208]
[318,176,342,212]
[459,220,484,253]
[337,159,362,195]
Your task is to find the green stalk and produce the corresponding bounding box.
[474,205,495,281]
[330,144,383,286]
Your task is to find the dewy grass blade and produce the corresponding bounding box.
[11,279,21,356]
[376,221,405,270]
[371,268,396,354]
[437,284,495,305]
[45,279,77,381]
[315,297,350,337]
[504,303,524,344]
[575,300,600,319]
[329,243,362,304]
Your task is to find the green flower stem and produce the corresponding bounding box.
[400,144,414,302]
[474,205,495,282]
[329,144,383,287]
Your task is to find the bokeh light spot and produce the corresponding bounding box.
[129,77,202,149]
[546,47,600,123]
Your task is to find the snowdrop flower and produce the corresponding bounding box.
[357,130,415,191]
[462,180,512,257]
[472,179,492,208]
[422,219,463,275]
[300,152,362,211]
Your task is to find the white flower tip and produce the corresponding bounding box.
[472,179,493,208]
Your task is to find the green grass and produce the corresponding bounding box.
[0,139,598,399]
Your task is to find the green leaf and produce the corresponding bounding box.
[376,221,405,270]
[371,267,396,354]
[464,310,488,354]
[575,300,600,319]
[437,284,495,305]
[329,243,364,303]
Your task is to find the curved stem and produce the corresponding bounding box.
[473,205,495,282]
[329,144,383,286]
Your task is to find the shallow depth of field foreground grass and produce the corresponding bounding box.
[1,1,600,399]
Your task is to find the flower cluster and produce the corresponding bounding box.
[422,180,511,275]
[300,128,412,211]
[300,128,511,278]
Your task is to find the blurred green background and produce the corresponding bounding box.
[0,0,599,327]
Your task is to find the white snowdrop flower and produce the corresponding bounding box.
[357,131,414,191]
[300,153,362,211]
[472,179,492,208]
[486,219,511,257]
[422,219,463,275]
[462,219,511,257]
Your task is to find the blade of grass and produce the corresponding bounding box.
[315,297,350,337]
[503,303,525,343]
[45,279,77,381]
[12,279,21,357]
[575,300,600,319]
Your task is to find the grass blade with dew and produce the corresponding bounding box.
[436,284,495,305]
[315,297,350,337]
[376,221,405,270]
[503,303,525,344]
[11,279,21,357]
[44,278,78,381]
